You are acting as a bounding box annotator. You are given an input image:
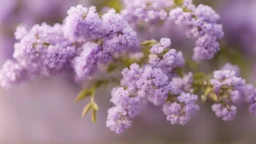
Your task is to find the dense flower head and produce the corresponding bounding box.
[121,0,174,26]
[72,42,104,80]
[243,84,256,115]
[102,27,139,53]
[210,70,246,120]
[106,107,132,134]
[163,92,199,125]
[211,103,237,121]
[194,4,220,23]
[222,63,240,76]
[149,38,185,75]
[210,70,245,93]
[0,60,28,88]
[110,87,142,118]
[169,73,193,95]
[121,63,144,92]
[13,23,76,76]
[193,34,220,60]
[65,6,139,80]
[169,1,224,61]
[64,5,139,51]
[15,25,28,40]
[107,75,144,134]
[136,65,169,105]
[64,5,105,41]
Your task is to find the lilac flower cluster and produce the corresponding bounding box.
[169,0,224,61]
[163,92,199,125]
[107,38,199,133]
[222,63,240,76]
[210,70,245,121]
[121,0,174,26]
[107,64,144,133]
[2,1,256,136]
[0,0,80,59]
[0,60,28,88]
[13,23,77,75]
[242,84,256,115]
[0,5,139,87]
[0,23,77,88]
[169,72,193,95]
[149,38,185,76]
[66,6,138,80]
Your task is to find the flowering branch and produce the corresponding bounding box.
[0,0,255,135]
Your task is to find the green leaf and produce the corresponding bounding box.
[186,60,198,71]
[201,94,207,102]
[173,68,184,77]
[94,80,105,88]
[91,102,99,110]
[107,63,118,72]
[91,109,97,123]
[193,72,207,80]
[107,0,122,12]
[174,0,184,5]
[74,89,93,102]
[141,40,158,47]
[81,103,92,117]
[209,93,218,102]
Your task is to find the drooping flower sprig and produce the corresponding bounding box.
[121,0,224,61]
[0,1,255,134]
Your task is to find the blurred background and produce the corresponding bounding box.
[0,0,256,143]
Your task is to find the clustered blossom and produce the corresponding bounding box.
[136,65,169,105]
[2,1,256,136]
[0,5,139,87]
[169,72,193,95]
[169,0,224,61]
[13,23,77,76]
[107,38,199,133]
[243,84,256,115]
[121,0,174,26]
[107,64,144,133]
[0,23,77,87]
[67,6,139,79]
[149,38,185,76]
[210,70,246,121]
[163,92,199,125]
[222,63,240,76]
[0,60,28,88]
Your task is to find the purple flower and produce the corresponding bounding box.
[0,60,28,88]
[110,87,142,118]
[149,38,185,75]
[249,103,256,115]
[121,0,174,26]
[13,23,76,76]
[211,104,237,121]
[169,2,224,61]
[14,25,28,40]
[43,45,76,76]
[64,5,105,41]
[106,107,132,134]
[222,63,240,76]
[136,65,169,105]
[169,73,193,95]
[163,92,199,125]
[210,70,245,120]
[72,42,103,80]
[121,63,143,92]
[244,85,256,115]
[210,70,245,93]
[193,34,220,60]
